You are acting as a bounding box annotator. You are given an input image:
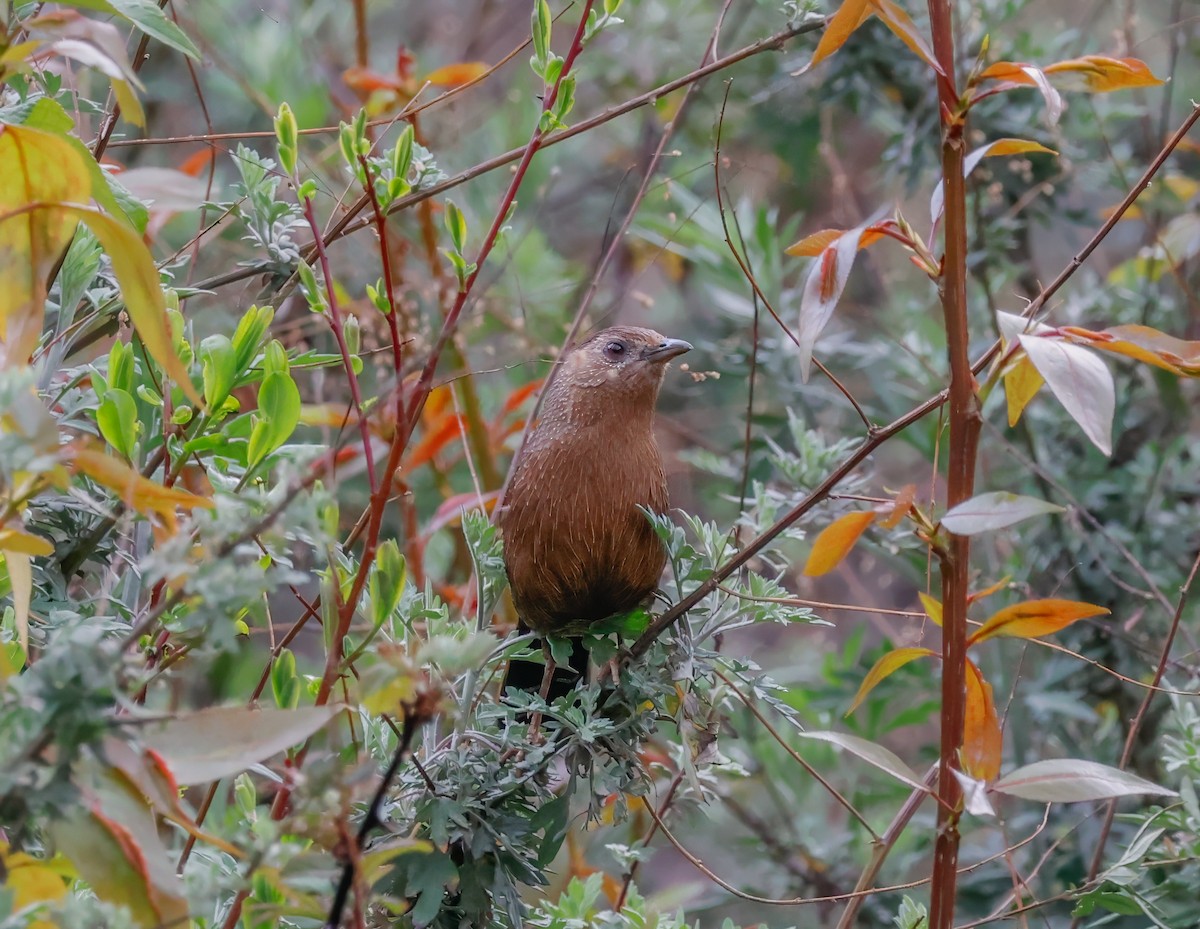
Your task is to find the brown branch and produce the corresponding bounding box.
[1080,547,1200,898]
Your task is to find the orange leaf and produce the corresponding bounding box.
[979,62,1063,123]
[423,61,488,88]
[805,0,871,70]
[918,591,943,627]
[342,66,404,94]
[963,659,1002,781]
[968,598,1109,647]
[1043,55,1164,93]
[422,384,453,423]
[869,0,944,76]
[176,148,215,177]
[803,510,877,576]
[846,646,937,716]
[1003,353,1044,427]
[69,445,213,535]
[785,228,843,257]
[967,576,1010,604]
[424,490,500,536]
[785,224,890,258]
[877,483,916,529]
[406,413,465,469]
[499,378,543,417]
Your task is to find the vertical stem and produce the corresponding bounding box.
[925,2,980,928]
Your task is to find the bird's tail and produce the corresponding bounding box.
[500,629,590,703]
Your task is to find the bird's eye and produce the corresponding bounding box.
[603,341,626,360]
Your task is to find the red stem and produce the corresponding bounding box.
[301,197,379,498]
[926,3,979,929]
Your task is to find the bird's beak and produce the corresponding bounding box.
[643,338,692,362]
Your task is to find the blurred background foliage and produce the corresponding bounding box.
[2,0,1199,927]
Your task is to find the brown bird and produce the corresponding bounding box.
[498,326,691,701]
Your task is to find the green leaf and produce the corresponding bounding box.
[392,124,414,182]
[405,853,458,927]
[97,387,138,459]
[246,371,301,467]
[532,0,552,68]
[369,540,407,630]
[231,304,275,374]
[270,649,299,709]
[444,198,467,254]
[199,334,237,410]
[531,792,571,867]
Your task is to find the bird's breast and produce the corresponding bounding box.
[499,426,669,634]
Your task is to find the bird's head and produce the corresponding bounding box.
[559,326,692,398]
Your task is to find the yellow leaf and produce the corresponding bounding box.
[0,124,90,365]
[968,598,1109,647]
[1,841,68,929]
[48,807,188,929]
[1003,353,1044,426]
[918,591,943,626]
[0,527,54,556]
[64,205,202,407]
[69,445,213,535]
[805,0,871,71]
[1062,324,1200,376]
[968,576,1010,604]
[803,510,877,576]
[846,646,937,716]
[1,549,32,655]
[962,659,1002,781]
[1043,55,1165,93]
[980,138,1058,158]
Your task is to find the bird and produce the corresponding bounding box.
[497,326,691,702]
